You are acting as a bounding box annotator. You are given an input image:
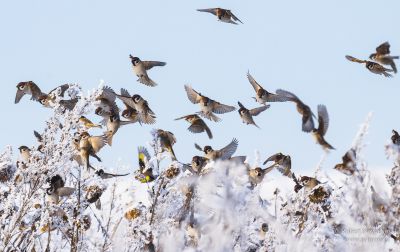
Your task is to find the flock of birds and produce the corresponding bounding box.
[11,7,399,202]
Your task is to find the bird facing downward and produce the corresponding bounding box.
[197,8,243,25]
[129,54,166,87]
[175,114,213,139]
[369,42,398,73]
[311,105,335,151]
[237,101,269,128]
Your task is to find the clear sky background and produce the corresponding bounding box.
[1,0,399,176]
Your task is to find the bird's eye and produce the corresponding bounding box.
[18,85,25,90]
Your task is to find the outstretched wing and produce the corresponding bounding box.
[227,10,243,24]
[249,105,270,116]
[184,85,202,104]
[210,100,236,114]
[48,84,70,97]
[197,8,218,16]
[376,42,390,55]
[275,89,300,102]
[345,55,367,64]
[219,138,239,160]
[263,153,281,165]
[138,146,151,171]
[317,104,329,136]
[247,71,263,92]
[194,143,203,151]
[142,61,166,70]
[89,135,107,153]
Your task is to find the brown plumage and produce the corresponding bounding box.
[195,138,238,161]
[15,81,43,104]
[346,55,393,77]
[156,129,177,161]
[237,101,269,128]
[197,8,243,25]
[78,131,107,171]
[392,129,400,145]
[175,114,213,139]
[184,85,235,122]
[263,153,292,177]
[334,149,357,175]
[369,42,398,73]
[130,54,166,87]
[311,105,335,151]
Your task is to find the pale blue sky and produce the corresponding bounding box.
[1,0,399,175]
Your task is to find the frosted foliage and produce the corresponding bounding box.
[1,85,399,252]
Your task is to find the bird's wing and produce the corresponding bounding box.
[247,71,263,92]
[219,138,239,160]
[15,89,26,104]
[165,131,177,145]
[263,153,280,165]
[342,148,356,163]
[138,146,151,170]
[211,100,236,114]
[194,143,203,151]
[99,86,116,102]
[237,101,245,109]
[249,105,270,116]
[345,55,367,64]
[197,8,218,15]
[317,104,329,136]
[275,89,300,102]
[120,88,132,109]
[184,85,201,104]
[302,114,315,133]
[188,120,206,134]
[48,84,70,97]
[227,10,243,24]
[175,115,190,120]
[30,83,43,101]
[266,93,293,102]
[376,42,390,55]
[89,135,107,153]
[34,130,43,142]
[142,61,166,70]
[116,95,135,109]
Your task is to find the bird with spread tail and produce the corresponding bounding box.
[129,54,166,87]
[237,101,269,128]
[184,85,235,122]
[369,42,398,73]
[276,89,315,132]
[195,138,239,161]
[346,55,393,77]
[247,72,291,105]
[311,105,335,151]
[175,114,213,139]
[197,8,243,25]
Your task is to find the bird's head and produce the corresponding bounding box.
[204,146,213,153]
[132,94,141,103]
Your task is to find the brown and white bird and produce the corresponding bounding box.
[37,84,70,108]
[195,138,239,161]
[155,129,177,161]
[79,116,102,129]
[18,146,31,163]
[95,169,129,179]
[391,129,400,145]
[237,101,269,128]
[175,114,213,139]
[346,55,393,77]
[46,175,75,204]
[311,105,335,151]
[299,176,321,191]
[248,166,274,186]
[119,88,141,124]
[79,131,107,171]
[197,8,243,25]
[184,85,235,122]
[190,156,209,174]
[369,42,398,73]
[263,153,292,177]
[129,54,166,87]
[95,86,119,125]
[247,72,292,105]
[276,89,315,132]
[15,81,43,104]
[334,149,357,175]
[105,113,135,146]
[116,90,156,125]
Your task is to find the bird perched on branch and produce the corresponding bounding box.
[276,89,315,132]
[129,54,166,87]
[247,72,291,105]
[334,148,357,175]
[195,138,239,161]
[46,175,75,204]
[197,8,243,25]
[184,85,235,122]
[237,101,269,128]
[95,169,129,179]
[116,90,156,125]
[369,42,398,73]
[175,114,213,139]
[79,116,102,129]
[78,131,107,171]
[135,146,156,183]
[311,105,335,151]
[345,55,393,77]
